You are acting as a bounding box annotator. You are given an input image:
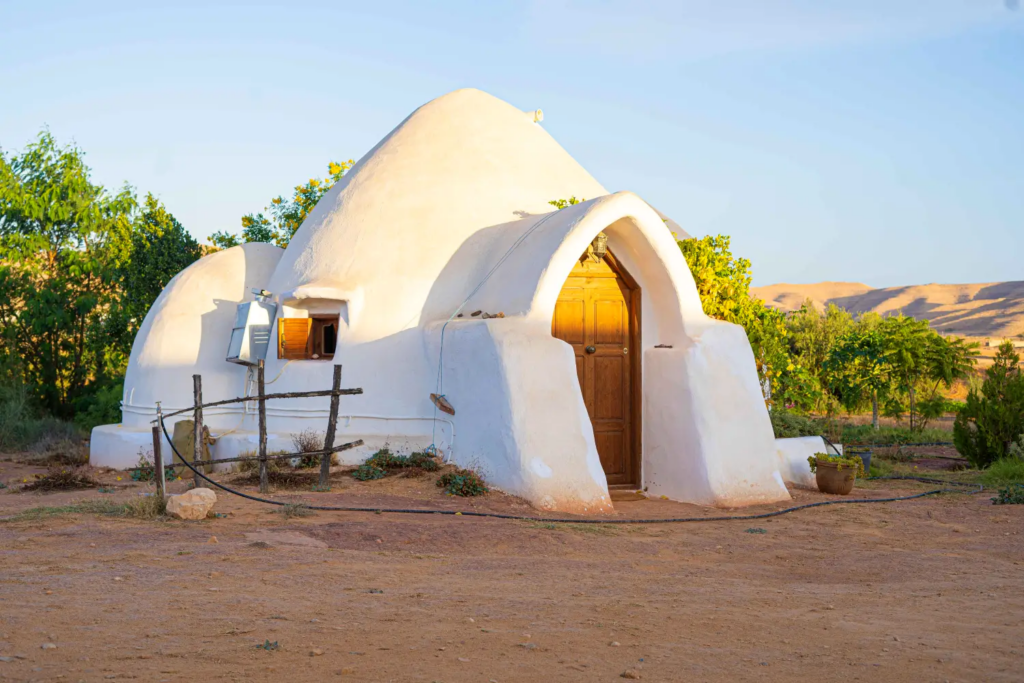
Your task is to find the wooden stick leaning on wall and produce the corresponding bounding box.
[258,359,269,494]
[192,374,203,490]
[320,365,342,490]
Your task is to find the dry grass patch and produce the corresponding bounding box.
[19,466,100,492]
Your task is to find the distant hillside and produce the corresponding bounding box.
[751,281,1024,339]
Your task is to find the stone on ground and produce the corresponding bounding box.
[166,488,217,520]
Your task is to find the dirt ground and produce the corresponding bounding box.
[1,460,1022,683]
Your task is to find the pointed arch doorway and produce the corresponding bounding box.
[551,249,642,488]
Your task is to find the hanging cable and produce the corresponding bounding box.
[160,414,982,524]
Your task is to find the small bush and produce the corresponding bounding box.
[982,457,1024,487]
[237,450,287,473]
[122,494,167,519]
[27,433,89,466]
[807,452,864,477]
[991,485,1024,505]
[73,380,124,432]
[0,383,85,455]
[436,468,489,496]
[407,452,440,472]
[954,342,1024,467]
[20,466,100,492]
[130,447,177,482]
[292,428,335,469]
[365,447,405,469]
[352,448,442,481]
[769,410,820,439]
[353,464,386,481]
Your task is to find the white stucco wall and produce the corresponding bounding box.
[90,243,283,468]
[431,319,612,514]
[91,88,790,512]
[120,242,284,427]
[775,436,846,489]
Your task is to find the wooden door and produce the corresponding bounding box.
[552,254,638,487]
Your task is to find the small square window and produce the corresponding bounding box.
[277,315,339,360]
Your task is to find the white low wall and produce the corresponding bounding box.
[644,322,791,507]
[775,436,833,489]
[434,319,614,514]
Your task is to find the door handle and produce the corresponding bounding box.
[585,345,596,354]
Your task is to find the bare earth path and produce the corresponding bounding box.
[0,466,1022,682]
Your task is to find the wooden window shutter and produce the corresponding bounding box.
[278,318,312,359]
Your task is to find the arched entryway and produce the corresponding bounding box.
[551,249,641,488]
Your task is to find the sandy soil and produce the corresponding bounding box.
[1,461,1022,683]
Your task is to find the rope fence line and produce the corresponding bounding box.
[157,412,984,524]
[148,371,985,524]
[149,362,363,496]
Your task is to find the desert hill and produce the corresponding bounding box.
[751,281,1024,339]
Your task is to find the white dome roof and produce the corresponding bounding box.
[121,242,283,422]
[268,88,609,341]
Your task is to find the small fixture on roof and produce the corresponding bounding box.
[591,232,608,261]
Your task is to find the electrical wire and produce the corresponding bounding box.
[159,415,983,524]
[428,211,561,459]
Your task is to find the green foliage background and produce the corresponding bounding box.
[0,132,1000,469]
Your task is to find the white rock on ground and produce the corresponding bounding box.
[165,488,217,520]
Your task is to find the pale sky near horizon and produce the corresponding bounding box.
[1,1,1022,287]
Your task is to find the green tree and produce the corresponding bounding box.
[954,341,1024,467]
[870,315,976,431]
[211,160,354,249]
[0,132,136,417]
[1,132,200,424]
[825,327,893,429]
[677,235,812,408]
[109,193,201,361]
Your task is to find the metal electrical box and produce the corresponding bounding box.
[226,291,278,366]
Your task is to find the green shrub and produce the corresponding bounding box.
[436,468,489,496]
[406,451,441,472]
[365,447,405,470]
[73,380,124,432]
[353,464,386,481]
[0,383,82,452]
[130,447,177,482]
[807,452,864,477]
[991,485,1024,505]
[954,342,1024,467]
[356,448,441,477]
[769,411,820,438]
[981,458,1024,487]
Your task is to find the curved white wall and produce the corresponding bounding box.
[93,88,790,511]
[120,242,284,427]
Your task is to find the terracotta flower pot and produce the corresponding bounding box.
[814,460,857,495]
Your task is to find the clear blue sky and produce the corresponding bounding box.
[2,0,1021,287]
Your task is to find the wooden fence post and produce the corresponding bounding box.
[320,365,342,490]
[192,374,203,489]
[152,423,165,500]
[258,359,268,494]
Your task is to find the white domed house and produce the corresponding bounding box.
[91,88,793,513]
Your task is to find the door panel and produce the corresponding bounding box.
[552,255,637,487]
[594,299,625,345]
[594,356,624,420]
[553,298,585,344]
[594,431,625,479]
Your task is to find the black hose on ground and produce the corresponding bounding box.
[159,417,983,525]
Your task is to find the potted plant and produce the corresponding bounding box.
[807,452,864,495]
